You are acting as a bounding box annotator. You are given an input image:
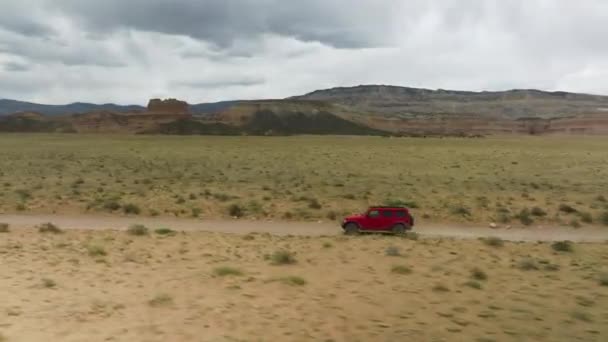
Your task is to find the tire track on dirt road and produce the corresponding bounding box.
[1,214,607,242]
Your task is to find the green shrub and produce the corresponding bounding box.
[247,200,263,213]
[517,258,539,271]
[544,263,560,271]
[38,223,62,234]
[148,294,173,307]
[127,224,148,236]
[516,208,533,225]
[578,212,593,223]
[464,280,482,289]
[213,193,232,202]
[476,196,490,208]
[191,207,202,217]
[599,272,608,286]
[599,211,608,226]
[497,212,511,223]
[482,237,504,247]
[86,245,107,257]
[496,206,510,214]
[122,203,141,215]
[42,278,56,288]
[471,268,488,281]
[551,241,574,252]
[154,228,176,235]
[270,250,297,265]
[558,204,577,214]
[432,284,449,292]
[213,266,243,277]
[570,311,593,322]
[228,204,244,218]
[569,219,581,228]
[530,207,547,217]
[278,276,307,286]
[451,205,471,216]
[102,199,121,211]
[391,265,412,275]
[308,198,322,209]
[15,189,31,201]
[0,223,9,233]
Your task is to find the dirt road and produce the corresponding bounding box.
[1,213,607,242]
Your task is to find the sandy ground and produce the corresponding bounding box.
[0,227,607,342]
[1,213,608,242]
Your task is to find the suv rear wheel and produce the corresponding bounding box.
[391,224,407,236]
[344,222,360,235]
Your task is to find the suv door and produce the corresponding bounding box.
[364,210,382,230]
[380,209,394,229]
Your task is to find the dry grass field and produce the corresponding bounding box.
[0,134,607,227]
[0,226,607,341]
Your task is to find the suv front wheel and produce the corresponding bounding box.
[344,222,360,235]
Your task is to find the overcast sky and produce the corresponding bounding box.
[1,0,607,104]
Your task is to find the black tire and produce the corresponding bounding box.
[344,222,360,235]
[391,224,406,236]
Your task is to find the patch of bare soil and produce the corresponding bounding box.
[1,228,607,341]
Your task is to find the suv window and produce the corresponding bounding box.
[368,210,380,218]
[396,211,406,218]
[382,210,393,217]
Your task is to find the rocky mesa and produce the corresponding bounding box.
[147,98,190,114]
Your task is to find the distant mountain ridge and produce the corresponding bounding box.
[4,85,608,118]
[292,85,608,119]
[0,99,146,116]
[2,85,608,136]
[0,99,241,116]
[298,85,608,100]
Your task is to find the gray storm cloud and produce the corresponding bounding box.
[54,0,400,48]
[0,0,607,104]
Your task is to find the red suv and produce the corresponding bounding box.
[342,206,414,235]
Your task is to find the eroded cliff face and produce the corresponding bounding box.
[69,111,192,133]
[65,98,193,133]
[349,113,608,136]
[544,115,608,135]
